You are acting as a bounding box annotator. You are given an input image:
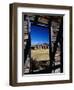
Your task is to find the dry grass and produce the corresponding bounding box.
[31,49,50,61]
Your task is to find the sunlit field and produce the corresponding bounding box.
[31,48,50,61]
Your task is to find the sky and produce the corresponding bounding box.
[30,24,49,45]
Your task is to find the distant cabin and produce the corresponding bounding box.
[31,44,49,50]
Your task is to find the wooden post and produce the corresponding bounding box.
[48,18,53,73]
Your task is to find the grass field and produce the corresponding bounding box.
[31,48,50,61]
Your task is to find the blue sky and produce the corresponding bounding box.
[30,25,49,45]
